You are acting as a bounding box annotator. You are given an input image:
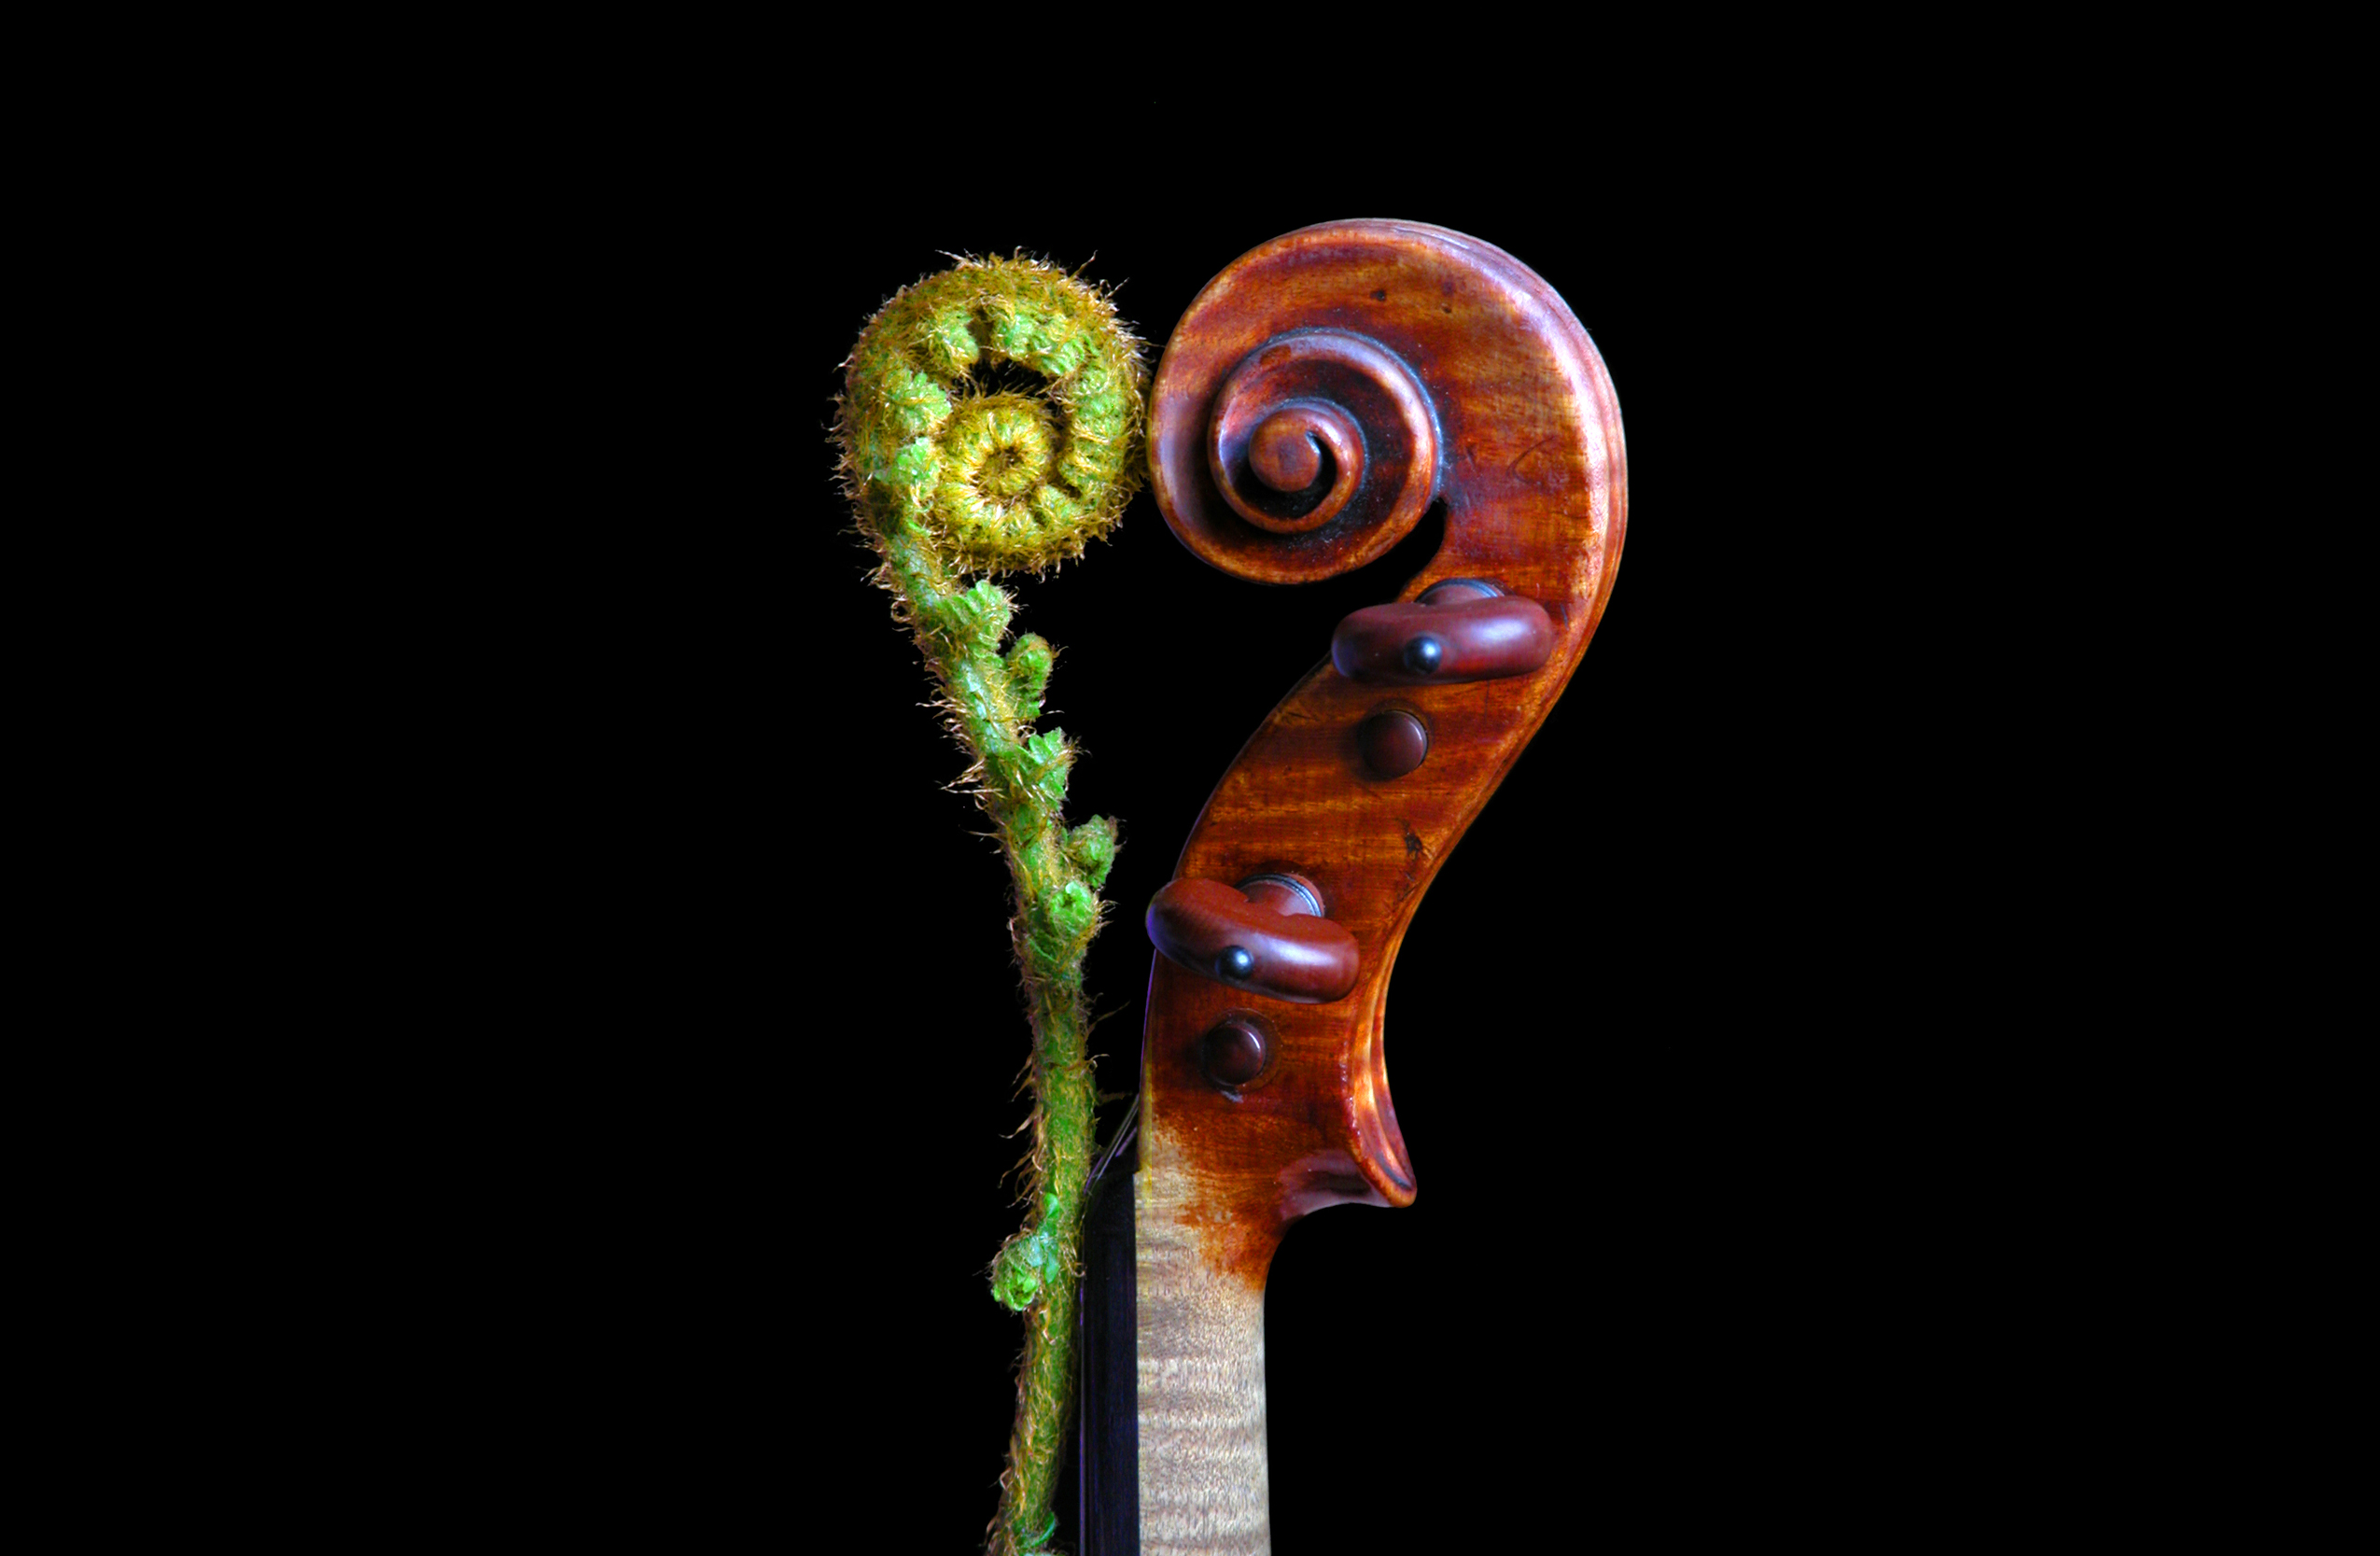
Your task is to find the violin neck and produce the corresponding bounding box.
[1079,1131,1280,1556]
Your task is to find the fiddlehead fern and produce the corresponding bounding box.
[835,255,1145,1555]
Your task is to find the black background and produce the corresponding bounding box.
[446,91,1989,1548]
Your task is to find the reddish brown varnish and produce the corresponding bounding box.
[1140,219,1628,1286]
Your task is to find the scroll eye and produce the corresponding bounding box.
[1153,326,1440,584]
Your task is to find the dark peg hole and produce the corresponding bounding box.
[1403,635,1445,676]
[1199,1017,1269,1090]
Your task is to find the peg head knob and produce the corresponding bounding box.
[1333,589,1556,685]
[1145,875,1359,1004]
[1357,708,1431,778]
[1198,1016,1271,1091]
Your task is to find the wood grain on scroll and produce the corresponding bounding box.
[1131,219,1627,1552]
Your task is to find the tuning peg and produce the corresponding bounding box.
[1145,873,1359,1004]
[1330,578,1556,685]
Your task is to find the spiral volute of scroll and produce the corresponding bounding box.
[1204,329,1440,554]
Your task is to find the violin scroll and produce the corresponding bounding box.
[1137,217,1627,1228]
[1154,321,1441,583]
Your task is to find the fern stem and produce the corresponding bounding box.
[836,256,1144,1554]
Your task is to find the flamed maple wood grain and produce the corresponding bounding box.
[1124,219,1626,1553]
[1135,1130,1271,1556]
